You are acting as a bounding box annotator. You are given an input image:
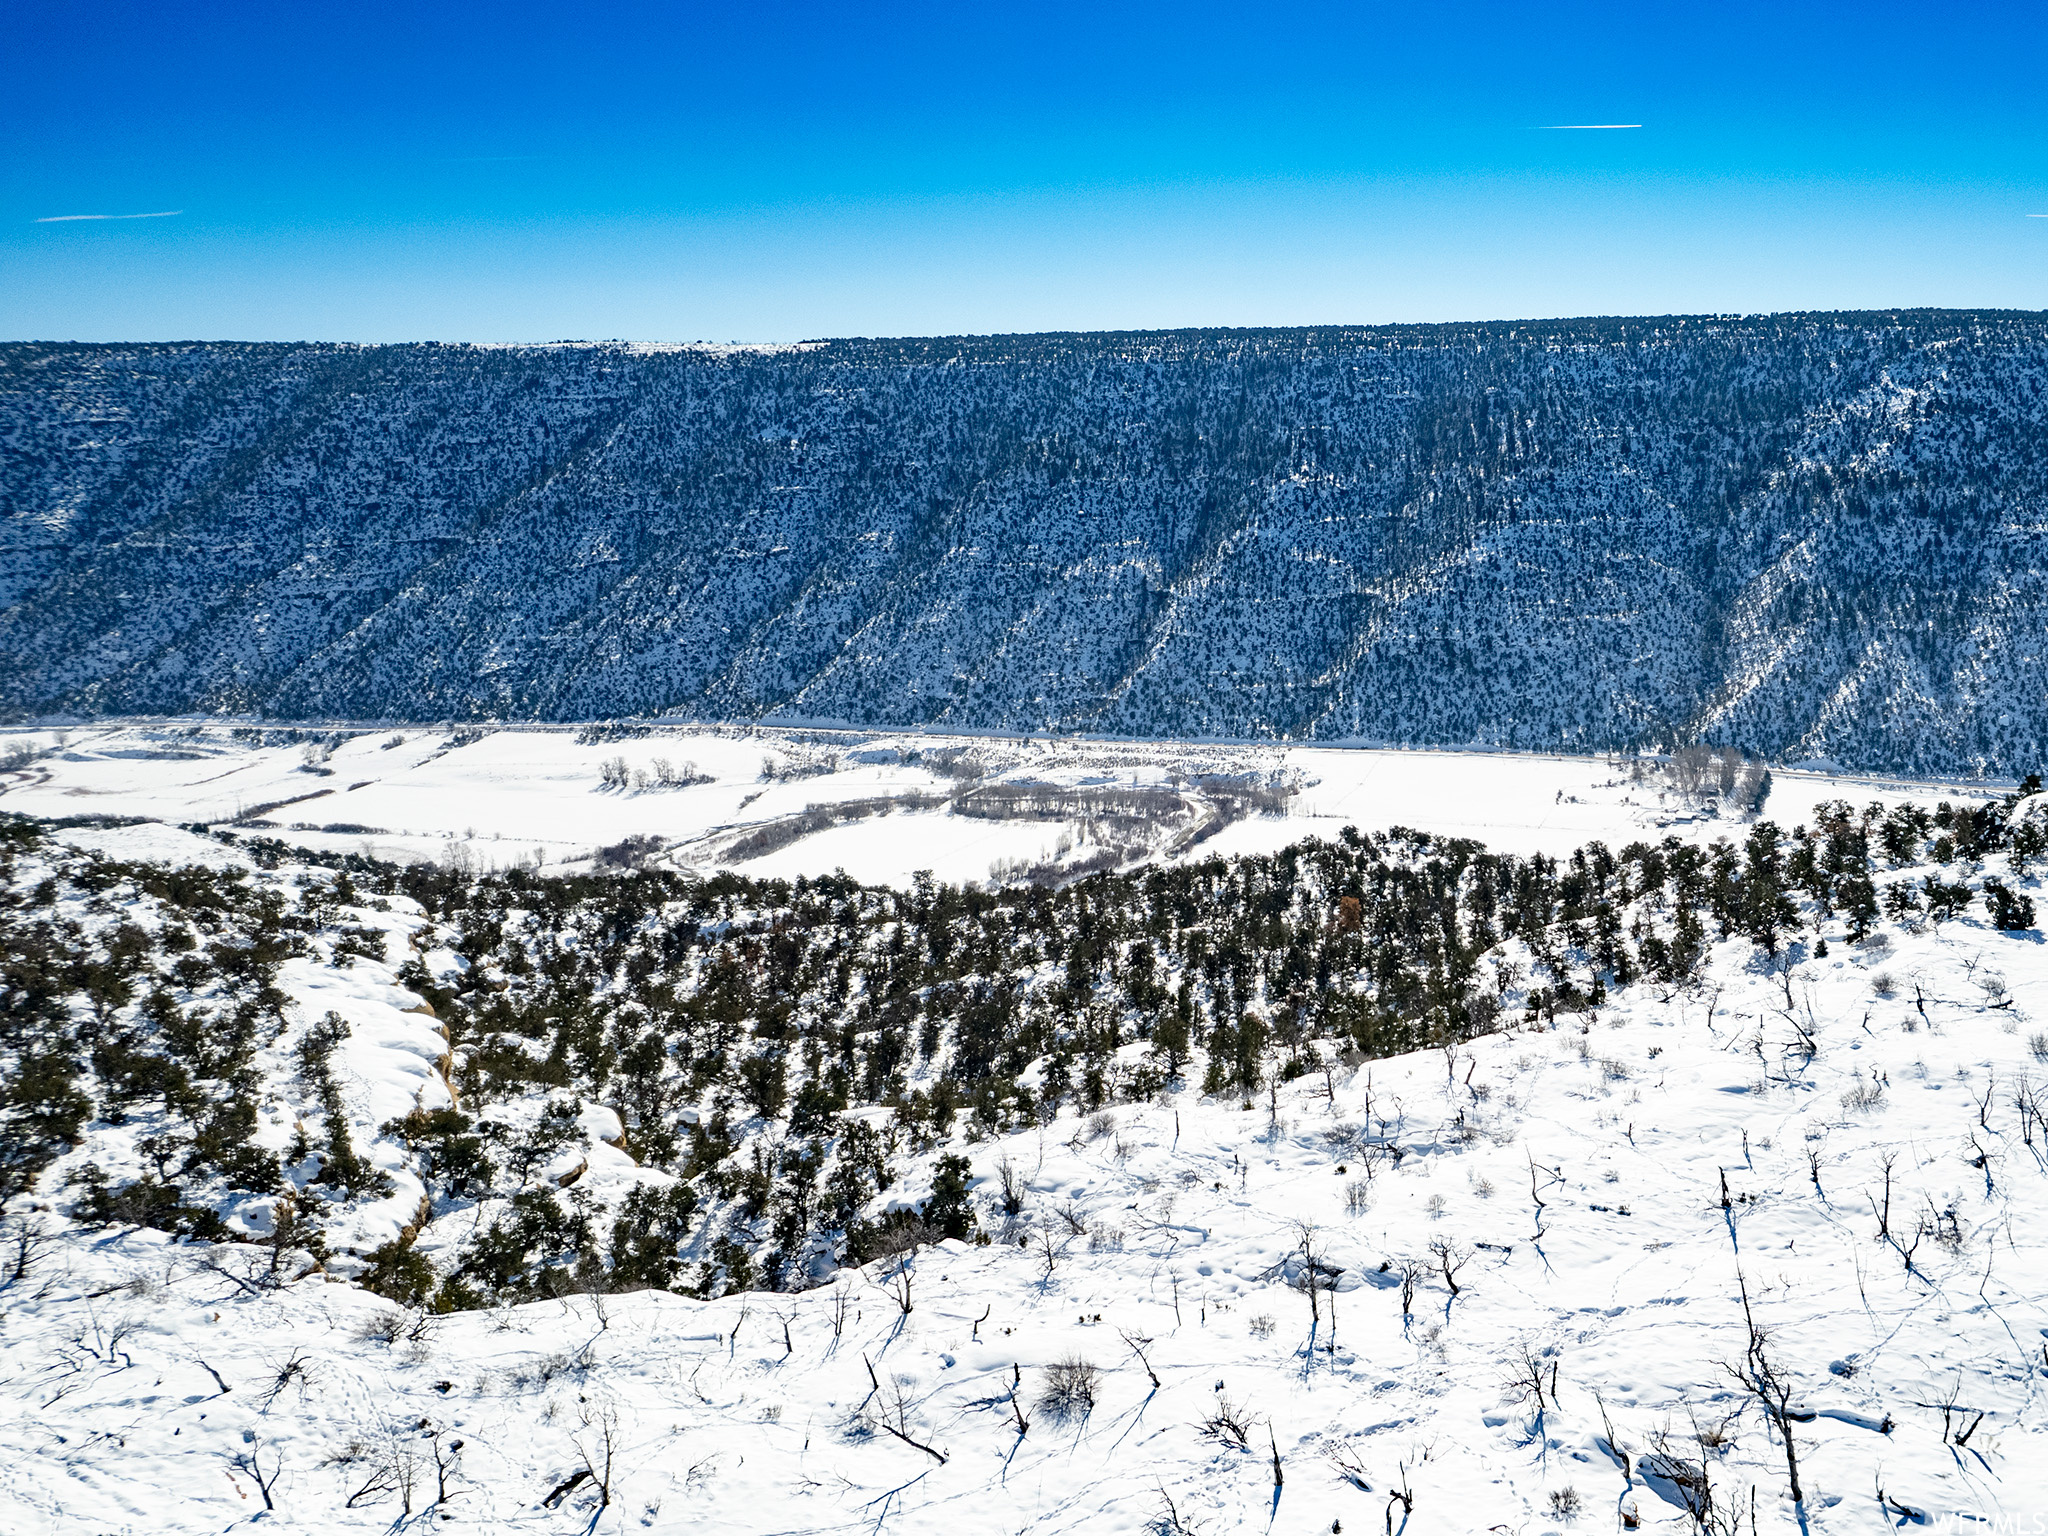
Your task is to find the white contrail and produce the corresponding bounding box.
[1532,124,1642,130]
[34,210,183,223]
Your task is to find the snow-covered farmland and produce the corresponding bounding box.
[0,723,1986,889]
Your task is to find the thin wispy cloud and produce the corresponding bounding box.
[33,210,183,223]
[1531,123,1642,130]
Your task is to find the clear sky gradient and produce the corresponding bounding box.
[6,1,2046,342]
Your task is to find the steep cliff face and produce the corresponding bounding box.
[4,312,2046,773]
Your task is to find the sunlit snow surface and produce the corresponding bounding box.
[0,722,1988,886]
[2,734,2040,1533]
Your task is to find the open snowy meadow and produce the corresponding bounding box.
[0,721,1979,884]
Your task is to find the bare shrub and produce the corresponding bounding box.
[996,1157,1028,1217]
[1082,1110,1116,1142]
[1344,1178,1372,1216]
[513,1347,591,1391]
[353,1307,434,1347]
[1198,1390,1256,1449]
[1549,1485,1582,1521]
[1428,1237,1471,1296]
[1247,1313,1276,1339]
[0,1215,54,1290]
[341,1433,423,1512]
[1037,1356,1100,1421]
[2028,1032,2048,1063]
[570,1395,620,1510]
[1087,1224,1125,1253]
[1841,1078,1886,1112]
[1871,972,1897,999]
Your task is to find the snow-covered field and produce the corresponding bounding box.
[4,809,2047,1534]
[0,723,1988,889]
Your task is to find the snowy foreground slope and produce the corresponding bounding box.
[4,816,2047,1532]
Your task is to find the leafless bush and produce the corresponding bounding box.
[1198,1390,1256,1449]
[1087,1223,1125,1253]
[0,1215,54,1290]
[1343,1178,1373,1216]
[758,752,838,783]
[1871,972,1897,999]
[1841,1078,1886,1112]
[1326,1440,1372,1490]
[1037,1355,1101,1421]
[256,1349,314,1410]
[1506,1338,1560,1416]
[1149,1485,1206,1535]
[647,756,711,788]
[1247,1313,1276,1339]
[827,1276,855,1341]
[878,1257,915,1316]
[1549,1486,1582,1521]
[342,1433,423,1512]
[1920,1200,1963,1252]
[1725,1272,1807,1511]
[996,1157,1028,1217]
[570,1395,620,1510]
[1428,1237,1472,1298]
[1082,1109,1116,1142]
[1641,1431,1715,1531]
[2028,1032,2048,1063]
[354,1306,435,1346]
[1396,1260,1424,1318]
[513,1347,591,1391]
[231,1436,284,1510]
[862,1212,938,1262]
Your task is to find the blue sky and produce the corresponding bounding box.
[6,1,2045,341]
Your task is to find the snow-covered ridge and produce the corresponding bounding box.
[8,315,2048,774]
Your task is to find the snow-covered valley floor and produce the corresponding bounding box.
[0,722,1980,886]
[4,819,2045,1534]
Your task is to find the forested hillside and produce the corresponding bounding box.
[8,790,2048,1530]
[5,312,2048,774]
[5,782,2039,1304]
